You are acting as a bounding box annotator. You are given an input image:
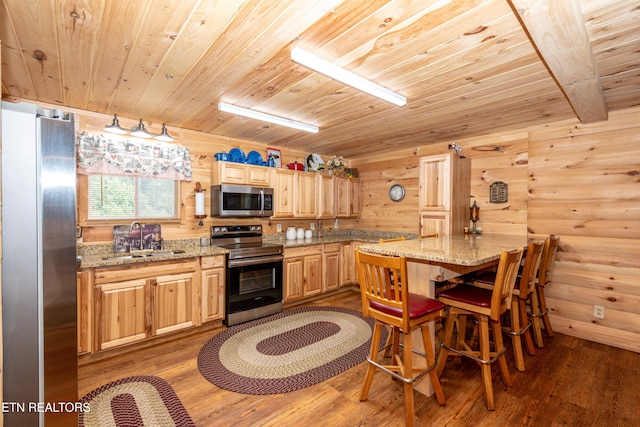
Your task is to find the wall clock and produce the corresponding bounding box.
[389,184,405,202]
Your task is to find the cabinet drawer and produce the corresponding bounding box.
[285,245,323,258]
[324,243,341,253]
[95,259,197,284]
[201,255,225,269]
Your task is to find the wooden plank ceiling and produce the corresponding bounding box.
[2,0,639,159]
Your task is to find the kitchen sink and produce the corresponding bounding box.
[102,254,143,260]
[102,249,186,260]
[146,250,186,257]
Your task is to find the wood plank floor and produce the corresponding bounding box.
[78,289,640,426]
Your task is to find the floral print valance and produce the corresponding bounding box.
[76,131,192,181]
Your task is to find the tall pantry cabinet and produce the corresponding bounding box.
[418,152,471,236]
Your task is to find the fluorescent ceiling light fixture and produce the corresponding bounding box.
[218,102,319,133]
[291,47,406,107]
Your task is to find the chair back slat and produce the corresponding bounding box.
[518,241,544,298]
[355,250,408,328]
[490,248,523,320]
[538,235,560,287]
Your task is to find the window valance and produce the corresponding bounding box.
[76,131,192,181]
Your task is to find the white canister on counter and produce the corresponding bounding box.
[304,229,313,239]
[296,228,305,239]
[286,227,297,240]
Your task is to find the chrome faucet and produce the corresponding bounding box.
[129,221,144,251]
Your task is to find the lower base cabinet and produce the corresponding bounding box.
[94,260,198,351]
[96,278,150,350]
[284,245,323,302]
[323,243,341,292]
[152,272,197,336]
[200,255,226,323]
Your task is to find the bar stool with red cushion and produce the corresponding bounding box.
[378,236,406,357]
[355,250,446,427]
[436,248,523,410]
[472,241,544,372]
[531,235,560,347]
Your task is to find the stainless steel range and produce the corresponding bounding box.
[211,225,283,326]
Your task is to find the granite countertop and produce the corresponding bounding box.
[78,230,417,269]
[358,234,529,267]
[78,239,228,269]
[265,229,413,248]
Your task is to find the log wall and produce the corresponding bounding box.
[67,102,640,353]
[351,105,640,353]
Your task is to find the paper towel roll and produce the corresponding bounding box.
[195,191,205,216]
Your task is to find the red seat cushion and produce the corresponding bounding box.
[476,271,522,290]
[438,284,492,308]
[370,292,445,319]
[474,271,496,285]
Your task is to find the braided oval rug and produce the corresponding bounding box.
[197,306,386,395]
[79,375,195,427]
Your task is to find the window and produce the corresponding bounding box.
[87,175,179,220]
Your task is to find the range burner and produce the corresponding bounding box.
[211,225,284,326]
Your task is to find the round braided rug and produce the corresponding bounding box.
[197,306,387,395]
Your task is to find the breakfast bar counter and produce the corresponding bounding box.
[357,233,529,396]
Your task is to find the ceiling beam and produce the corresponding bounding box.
[507,0,608,123]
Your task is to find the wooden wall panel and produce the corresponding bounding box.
[352,130,530,236]
[353,105,640,353]
[527,106,640,352]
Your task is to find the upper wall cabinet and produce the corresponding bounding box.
[270,168,296,218]
[211,161,271,187]
[271,169,360,219]
[419,153,470,236]
[335,176,361,218]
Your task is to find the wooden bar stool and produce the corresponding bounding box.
[531,235,560,347]
[355,250,446,427]
[378,236,406,357]
[472,241,544,371]
[436,248,523,410]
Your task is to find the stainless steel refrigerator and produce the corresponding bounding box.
[2,102,78,426]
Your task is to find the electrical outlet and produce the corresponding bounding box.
[593,305,605,319]
[309,222,315,230]
[334,218,339,229]
[276,224,282,233]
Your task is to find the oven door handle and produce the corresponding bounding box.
[227,254,284,268]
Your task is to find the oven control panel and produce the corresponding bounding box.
[211,224,262,238]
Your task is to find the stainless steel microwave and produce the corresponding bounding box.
[211,184,274,217]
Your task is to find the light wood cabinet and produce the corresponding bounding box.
[323,243,341,292]
[271,170,357,219]
[295,172,317,218]
[77,270,93,354]
[284,245,322,302]
[94,260,198,351]
[151,271,197,336]
[419,211,450,237]
[200,255,226,323]
[316,174,335,218]
[96,278,150,350]
[342,240,366,286]
[418,153,470,236]
[335,177,361,218]
[211,161,270,187]
[271,168,296,218]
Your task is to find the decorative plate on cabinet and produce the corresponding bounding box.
[247,150,263,165]
[229,148,246,163]
[306,153,324,171]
